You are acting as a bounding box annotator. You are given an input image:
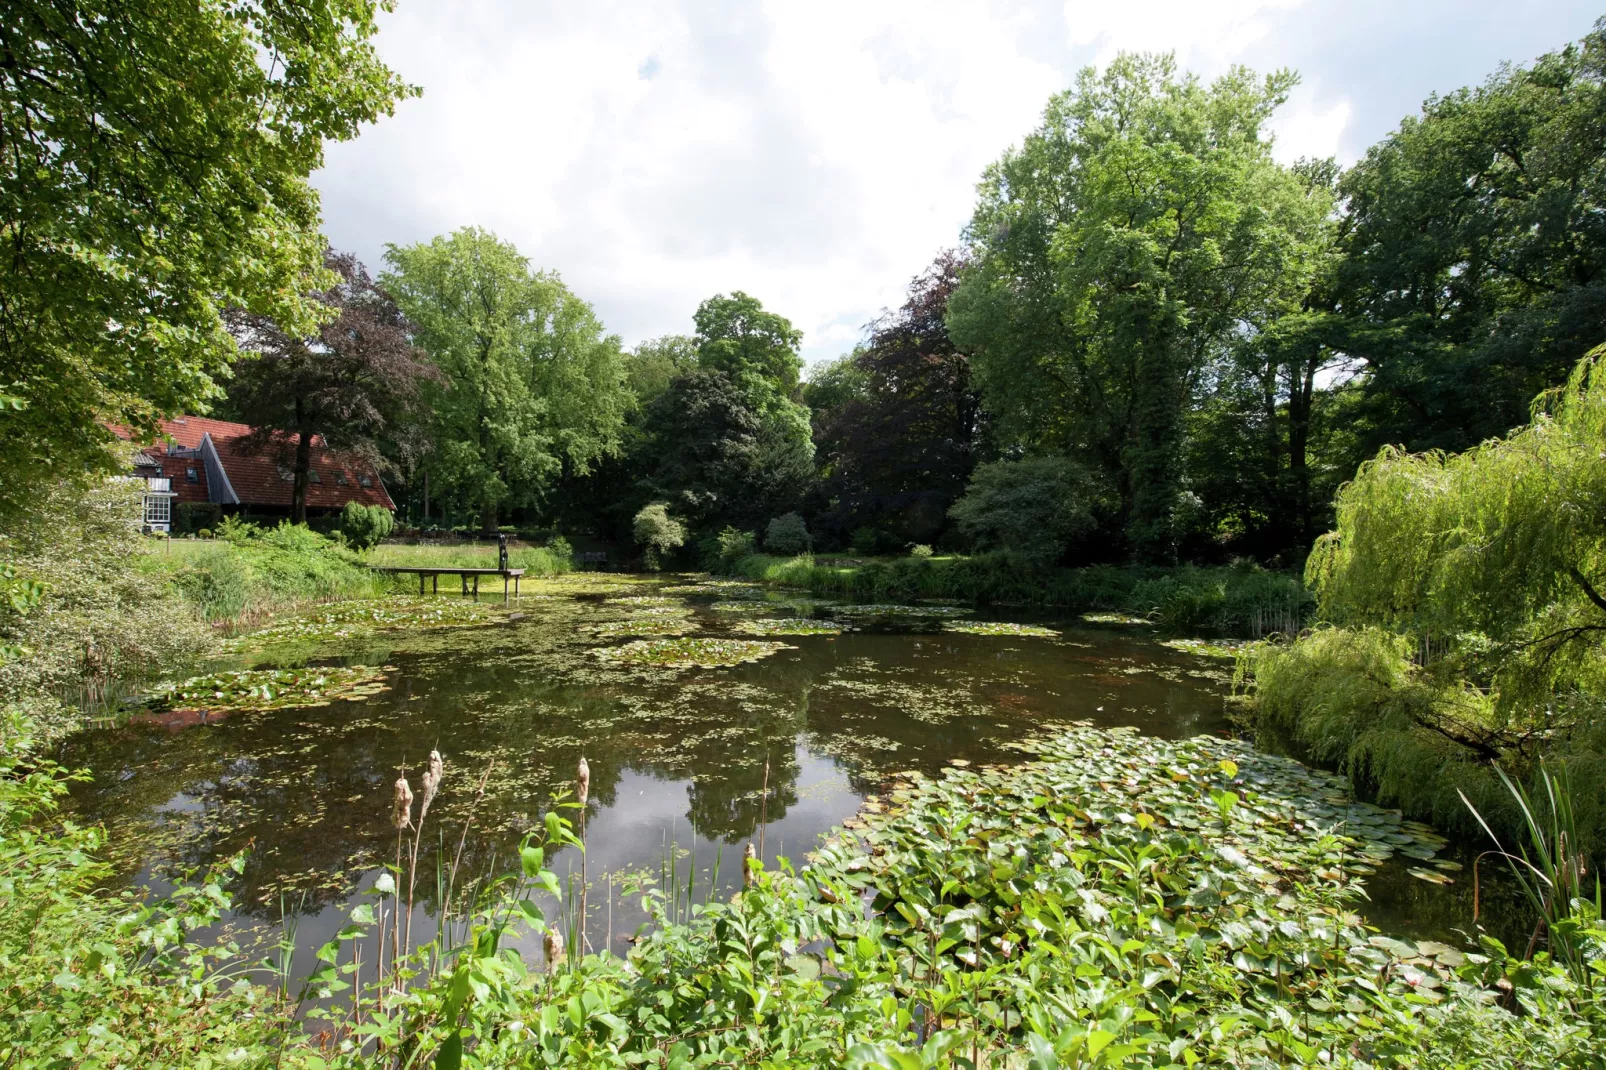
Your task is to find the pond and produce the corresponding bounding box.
[58,574,1522,977]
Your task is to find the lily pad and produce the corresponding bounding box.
[731,618,844,636]
[136,666,392,714]
[591,637,793,669]
[942,621,1060,638]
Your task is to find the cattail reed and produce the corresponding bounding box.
[743,841,757,889]
[392,776,414,830]
[544,926,564,972]
[419,749,443,823]
[577,755,591,952]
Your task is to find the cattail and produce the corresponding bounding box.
[544,926,564,971]
[419,750,443,822]
[392,776,414,831]
[576,756,590,807]
[743,841,757,889]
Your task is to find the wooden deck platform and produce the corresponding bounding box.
[374,566,525,603]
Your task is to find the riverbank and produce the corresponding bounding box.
[725,552,1311,636]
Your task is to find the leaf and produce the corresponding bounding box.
[434,1031,462,1070]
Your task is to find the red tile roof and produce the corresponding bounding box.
[119,416,395,511]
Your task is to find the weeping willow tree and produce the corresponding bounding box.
[1248,348,1606,846]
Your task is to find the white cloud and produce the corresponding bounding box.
[311,0,1593,368]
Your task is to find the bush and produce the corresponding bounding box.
[947,455,1101,566]
[632,503,686,571]
[338,501,395,550]
[0,479,212,744]
[160,522,383,626]
[173,501,221,535]
[764,512,810,556]
[909,543,934,560]
[709,526,756,571]
[849,525,885,556]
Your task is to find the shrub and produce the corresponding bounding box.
[764,512,810,556]
[948,455,1100,566]
[714,526,756,569]
[632,503,686,571]
[909,543,934,560]
[0,479,212,743]
[850,525,885,555]
[338,501,395,551]
[196,528,212,539]
[174,501,221,535]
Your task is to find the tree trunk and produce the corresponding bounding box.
[292,397,312,524]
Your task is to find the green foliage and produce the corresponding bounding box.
[947,456,1101,565]
[0,478,212,745]
[693,291,805,415]
[764,512,811,556]
[159,521,384,625]
[909,544,934,560]
[632,503,686,571]
[337,501,394,551]
[715,526,757,568]
[1335,19,1606,456]
[729,553,1307,635]
[382,228,631,530]
[173,502,222,537]
[0,0,413,523]
[1247,350,1606,851]
[950,53,1329,562]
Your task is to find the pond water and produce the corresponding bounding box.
[58,574,1521,975]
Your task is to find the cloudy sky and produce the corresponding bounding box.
[314,0,1601,368]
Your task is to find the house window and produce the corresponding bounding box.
[185,466,199,484]
[277,464,294,482]
[335,471,349,486]
[308,469,322,484]
[144,495,171,526]
[359,474,373,487]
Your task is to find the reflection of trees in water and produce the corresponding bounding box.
[59,612,1228,920]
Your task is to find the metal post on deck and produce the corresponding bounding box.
[420,572,425,596]
[503,573,509,605]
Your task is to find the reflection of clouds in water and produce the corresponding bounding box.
[60,583,1227,958]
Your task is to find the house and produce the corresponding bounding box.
[119,416,395,532]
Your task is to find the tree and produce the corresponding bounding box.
[338,502,394,551]
[947,457,1103,566]
[1334,20,1606,457]
[0,1,414,520]
[382,229,631,532]
[764,513,810,556]
[693,292,805,414]
[640,370,814,533]
[811,252,987,545]
[632,503,685,571]
[224,251,435,523]
[948,55,1328,562]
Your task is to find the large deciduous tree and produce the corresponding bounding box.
[948,55,1328,562]
[225,251,434,523]
[811,252,987,545]
[1334,20,1606,456]
[0,0,414,520]
[382,228,630,532]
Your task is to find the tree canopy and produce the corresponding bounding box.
[948,55,1330,562]
[225,251,435,523]
[1334,22,1606,456]
[382,228,630,531]
[0,0,414,519]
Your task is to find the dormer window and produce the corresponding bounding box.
[185,466,199,483]
[358,474,373,487]
[335,471,349,486]
[308,469,322,484]
[277,465,294,482]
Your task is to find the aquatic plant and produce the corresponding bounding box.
[832,602,971,618]
[226,597,506,650]
[591,637,792,669]
[941,620,1059,637]
[732,618,844,636]
[587,617,696,638]
[136,666,391,714]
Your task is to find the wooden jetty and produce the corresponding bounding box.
[375,566,524,604]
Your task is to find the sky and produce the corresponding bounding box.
[314,0,1603,370]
